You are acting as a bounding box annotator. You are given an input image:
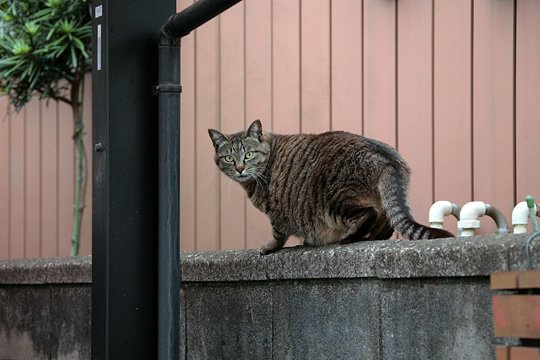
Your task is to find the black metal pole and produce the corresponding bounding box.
[91,0,174,358]
[161,0,242,38]
[156,33,181,360]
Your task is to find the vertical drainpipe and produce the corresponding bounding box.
[158,1,243,359]
[156,33,181,360]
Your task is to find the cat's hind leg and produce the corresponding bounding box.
[260,225,288,255]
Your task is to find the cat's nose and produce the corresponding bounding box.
[235,164,245,174]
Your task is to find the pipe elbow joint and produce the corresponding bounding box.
[429,201,460,229]
[512,201,536,225]
[458,201,509,236]
[457,201,486,231]
[512,201,539,234]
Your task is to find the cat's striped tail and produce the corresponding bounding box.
[378,166,454,240]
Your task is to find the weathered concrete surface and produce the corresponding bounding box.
[0,287,51,359]
[0,234,537,359]
[380,278,493,360]
[182,234,540,281]
[0,285,91,360]
[272,280,380,360]
[0,256,91,284]
[184,283,272,359]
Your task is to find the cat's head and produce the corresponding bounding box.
[208,120,271,183]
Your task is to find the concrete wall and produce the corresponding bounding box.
[0,234,537,359]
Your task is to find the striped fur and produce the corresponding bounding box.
[209,120,454,255]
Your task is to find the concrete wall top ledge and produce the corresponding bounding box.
[0,255,92,284]
[0,234,538,284]
[183,234,539,282]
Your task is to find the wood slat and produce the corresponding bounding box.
[57,101,74,257]
[300,0,331,134]
[245,0,272,249]
[397,0,434,230]
[219,2,246,250]
[272,0,302,248]
[10,106,25,259]
[491,271,520,290]
[363,0,396,147]
[491,270,540,290]
[492,295,540,339]
[472,0,515,234]
[40,102,58,258]
[497,346,540,360]
[272,0,300,135]
[433,0,472,231]
[330,0,362,134]
[178,0,197,252]
[195,16,220,251]
[516,1,540,213]
[496,346,510,360]
[510,347,540,360]
[0,98,10,259]
[24,99,41,258]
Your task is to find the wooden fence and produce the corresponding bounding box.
[0,76,92,259]
[1,0,539,258]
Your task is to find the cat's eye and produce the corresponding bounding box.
[244,151,255,160]
[223,155,234,163]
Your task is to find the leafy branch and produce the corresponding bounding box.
[0,0,92,256]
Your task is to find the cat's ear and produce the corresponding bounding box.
[247,119,263,140]
[208,129,228,149]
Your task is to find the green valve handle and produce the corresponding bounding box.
[526,195,539,232]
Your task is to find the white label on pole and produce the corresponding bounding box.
[95,5,103,18]
[97,24,102,71]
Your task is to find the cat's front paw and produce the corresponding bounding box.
[260,242,278,255]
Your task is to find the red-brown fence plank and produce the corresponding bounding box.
[24,99,41,258]
[472,0,515,234]
[195,16,220,251]
[272,0,302,248]
[433,0,472,233]
[496,346,540,360]
[219,3,247,250]
[57,101,74,257]
[491,270,540,290]
[300,0,331,135]
[492,295,540,339]
[0,98,10,259]
[245,0,272,249]
[363,0,396,147]
[516,1,540,213]
[40,102,58,258]
[272,0,300,135]
[178,0,197,252]
[397,0,434,228]
[10,106,25,259]
[330,0,362,134]
[509,347,540,360]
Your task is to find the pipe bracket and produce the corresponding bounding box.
[153,83,182,95]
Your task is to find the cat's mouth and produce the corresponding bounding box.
[234,174,252,182]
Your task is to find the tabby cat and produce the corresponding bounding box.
[209,120,454,255]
